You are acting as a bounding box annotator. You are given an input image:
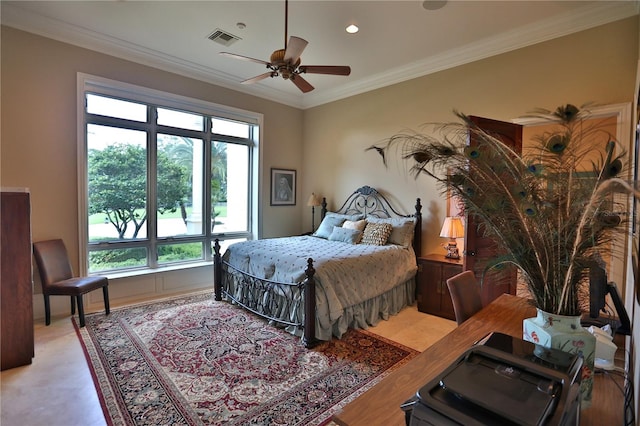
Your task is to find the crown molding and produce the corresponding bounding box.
[1,2,305,109]
[3,1,637,110]
[301,1,639,109]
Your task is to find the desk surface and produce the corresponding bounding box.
[332,294,623,426]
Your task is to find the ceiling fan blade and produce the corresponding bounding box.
[283,36,308,63]
[291,74,314,93]
[242,72,274,85]
[298,65,351,76]
[220,52,271,67]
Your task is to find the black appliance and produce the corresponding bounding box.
[401,332,583,426]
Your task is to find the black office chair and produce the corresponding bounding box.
[446,270,483,325]
[33,239,110,327]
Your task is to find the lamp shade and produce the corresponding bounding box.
[307,193,322,207]
[440,216,464,238]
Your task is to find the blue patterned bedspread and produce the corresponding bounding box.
[223,235,417,331]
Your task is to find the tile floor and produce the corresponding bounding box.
[0,297,456,426]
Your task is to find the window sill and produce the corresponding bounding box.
[95,260,213,280]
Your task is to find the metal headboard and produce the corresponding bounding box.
[320,185,423,255]
[334,186,411,218]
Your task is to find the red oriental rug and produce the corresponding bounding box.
[74,291,418,426]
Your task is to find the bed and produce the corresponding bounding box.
[213,185,423,348]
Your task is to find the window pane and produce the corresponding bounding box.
[88,247,147,273]
[157,108,203,131]
[87,124,148,242]
[86,94,146,122]
[213,142,248,234]
[212,117,249,138]
[83,79,258,275]
[158,242,203,264]
[157,135,203,237]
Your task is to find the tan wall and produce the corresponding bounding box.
[1,26,304,255]
[302,17,639,257]
[1,26,305,312]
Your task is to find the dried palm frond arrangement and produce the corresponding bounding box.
[369,104,638,316]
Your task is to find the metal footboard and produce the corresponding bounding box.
[213,240,318,348]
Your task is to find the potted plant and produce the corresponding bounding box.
[369,104,638,404]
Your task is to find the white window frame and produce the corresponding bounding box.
[77,73,262,276]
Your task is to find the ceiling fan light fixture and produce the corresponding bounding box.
[270,49,286,64]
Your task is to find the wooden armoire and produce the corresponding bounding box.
[1,190,34,370]
[463,117,522,306]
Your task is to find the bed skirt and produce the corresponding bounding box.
[314,277,417,341]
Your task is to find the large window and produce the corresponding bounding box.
[79,75,260,274]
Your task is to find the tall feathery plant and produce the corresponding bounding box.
[369,104,638,316]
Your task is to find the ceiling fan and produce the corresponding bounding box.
[219,0,351,93]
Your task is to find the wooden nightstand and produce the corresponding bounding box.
[416,254,463,320]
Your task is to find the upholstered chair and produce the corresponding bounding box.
[446,270,483,325]
[33,239,110,327]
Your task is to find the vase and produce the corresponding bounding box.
[523,308,595,406]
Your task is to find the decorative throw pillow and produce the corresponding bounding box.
[366,217,416,248]
[342,219,367,232]
[313,215,346,239]
[360,222,393,246]
[328,226,362,244]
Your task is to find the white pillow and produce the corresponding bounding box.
[366,216,416,248]
[342,219,367,232]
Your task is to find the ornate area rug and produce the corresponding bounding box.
[75,291,418,426]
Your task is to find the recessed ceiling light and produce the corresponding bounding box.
[346,24,359,34]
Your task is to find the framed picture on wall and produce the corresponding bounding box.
[270,168,296,206]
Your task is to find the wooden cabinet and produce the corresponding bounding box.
[1,191,34,370]
[464,116,520,306]
[416,254,462,320]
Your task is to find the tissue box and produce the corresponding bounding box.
[589,326,617,370]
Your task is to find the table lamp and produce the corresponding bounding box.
[307,193,322,232]
[440,216,464,259]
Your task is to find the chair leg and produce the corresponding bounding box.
[43,294,51,326]
[70,296,76,315]
[77,295,85,327]
[102,286,110,315]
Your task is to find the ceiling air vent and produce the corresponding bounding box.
[207,29,241,47]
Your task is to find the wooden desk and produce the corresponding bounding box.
[332,294,623,426]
